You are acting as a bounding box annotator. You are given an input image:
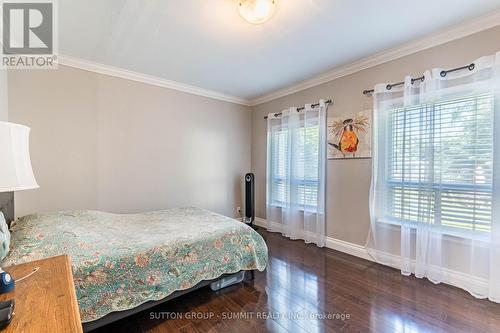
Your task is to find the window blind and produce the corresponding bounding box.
[271,129,288,204]
[270,125,320,208]
[386,92,494,232]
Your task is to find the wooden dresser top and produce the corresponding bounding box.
[0,255,82,333]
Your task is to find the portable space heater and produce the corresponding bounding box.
[244,173,255,228]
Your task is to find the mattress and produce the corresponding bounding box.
[2,207,268,322]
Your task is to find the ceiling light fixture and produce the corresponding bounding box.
[238,0,277,24]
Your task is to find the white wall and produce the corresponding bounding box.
[8,65,252,218]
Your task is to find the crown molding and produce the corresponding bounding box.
[248,9,500,106]
[56,8,500,108]
[57,55,251,106]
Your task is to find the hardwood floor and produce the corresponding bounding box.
[94,229,500,333]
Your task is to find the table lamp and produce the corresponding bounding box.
[0,121,39,293]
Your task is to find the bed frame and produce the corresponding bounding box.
[83,270,255,332]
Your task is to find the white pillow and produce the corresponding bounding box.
[0,212,10,260]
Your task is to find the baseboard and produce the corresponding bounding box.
[255,217,370,260]
[254,217,489,296]
[324,237,373,261]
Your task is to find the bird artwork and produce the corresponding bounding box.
[328,112,371,159]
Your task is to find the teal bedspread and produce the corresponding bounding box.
[2,208,268,322]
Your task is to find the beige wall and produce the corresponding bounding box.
[0,70,7,121]
[8,65,251,218]
[7,25,500,247]
[251,25,500,246]
[0,70,13,222]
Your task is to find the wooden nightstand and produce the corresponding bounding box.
[0,255,82,333]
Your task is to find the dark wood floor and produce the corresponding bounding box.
[94,229,500,333]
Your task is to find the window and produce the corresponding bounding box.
[269,124,320,209]
[385,92,494,232]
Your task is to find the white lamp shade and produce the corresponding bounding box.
[0,121,39,192]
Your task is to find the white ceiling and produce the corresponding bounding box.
[59,0,500,101]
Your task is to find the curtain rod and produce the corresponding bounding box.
[264,99,332,120]
[362,63,476,95]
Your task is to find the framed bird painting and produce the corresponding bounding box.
[328,110,371,159]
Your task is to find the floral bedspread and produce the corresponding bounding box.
[2,207,268,322]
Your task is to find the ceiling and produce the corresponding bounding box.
[59,0,500,102]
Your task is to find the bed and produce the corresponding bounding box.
[1,207,268,330]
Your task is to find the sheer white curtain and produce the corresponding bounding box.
[266,100,327,247]
[368,51,500,301]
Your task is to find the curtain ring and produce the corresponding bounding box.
[412,76,425,84]
[468,63,475,71]
[386,84,392,90]
[440,71,447,78]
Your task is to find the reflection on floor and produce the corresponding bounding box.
[94,229,500,332]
